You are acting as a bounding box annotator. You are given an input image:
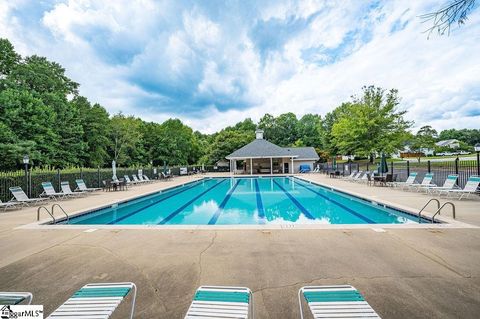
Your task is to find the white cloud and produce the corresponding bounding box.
[0,0,479,134]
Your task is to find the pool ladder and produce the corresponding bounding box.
[37,204,70,224]
[417,199,456,223]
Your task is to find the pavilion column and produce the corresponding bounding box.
[270,157,273,175]
[291,157,294,174]
[250,158,253,175]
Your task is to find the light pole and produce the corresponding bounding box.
[475,143,480,176]
[22,154,29,196]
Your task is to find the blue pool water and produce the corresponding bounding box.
[65,177,429,225]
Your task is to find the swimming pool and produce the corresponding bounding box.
[62,177,430,225]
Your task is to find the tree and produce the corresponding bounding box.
[110,113,142,165]
[296,114,323,148]
[411,125,438,160]
[438,128,480,145]
[207,130,255,164]
[0,39,21,77]
[331,86,412,161]
[421,0,477,37]
[74,97,111,167]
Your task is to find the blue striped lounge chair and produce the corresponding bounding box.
[47,282,136,319]
[185,286,253,319]
[298,285,380,319]
[0,292,33,305]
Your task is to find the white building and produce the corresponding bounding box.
[435,139,460,149]
[226,130,319,174]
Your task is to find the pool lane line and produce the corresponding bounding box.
[207,179,242,225]
[158,179,227,225]
[272,179,315,220]
[254,179,266,223]
[107,179,205,224]
[291,178,375,224]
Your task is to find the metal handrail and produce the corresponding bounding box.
[417,198,440,222]
[51,203,69,224]
[37,206,55,223]
[432,202,456,223]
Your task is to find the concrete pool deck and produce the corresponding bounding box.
[0,174,479,318]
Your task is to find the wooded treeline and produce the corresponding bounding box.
[1,38,478,171]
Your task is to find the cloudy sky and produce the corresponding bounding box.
[1,0,479,133]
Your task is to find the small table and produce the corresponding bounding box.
[111,180,127,191]
[373,176,386,187]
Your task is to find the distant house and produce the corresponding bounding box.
[215,159,230,167]
[226,129,319,174]
[435,139,460,149]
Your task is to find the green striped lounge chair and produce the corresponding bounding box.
[298,285,380,319]
[185,286,253,319]
[0,292,33,305]
[47,282,136,319]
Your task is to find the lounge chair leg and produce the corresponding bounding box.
[298,289,304,319]
[130,283,137,319]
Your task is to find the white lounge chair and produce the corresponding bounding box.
[0,199,20,211]
[185,286,253,319]
[349,171,363,182]
[342,171,357,180]
[61,181,86,197]
[358,171,371,184]
[123,175,138,185]
[438,176,480,200]
[142,175,154,182]
[132,175,147,184]
[299,285,380,319]
[139,175,153,183]
[41,182,67,200]
[47,282,136,319]
[9,186,48,206]
[0,291,33,305]
[407,173,435,191]
[76,179,102,192]
[161,172,173,180]
[395,172,418,190]
[422,174,459,194]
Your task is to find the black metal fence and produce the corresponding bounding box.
[0,165,230,202]
[320,158,480,188]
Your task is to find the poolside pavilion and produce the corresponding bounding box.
[226,129,319,174]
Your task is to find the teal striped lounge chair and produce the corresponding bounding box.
[438,175,480,200]
[422,174,459,194]
[185,286,253,319]
[407,173,434,191]
[41,182,67,200]
[47,282,136,319]
[0,292,33,305]
[298,285,380,319]
[395,172,417,190]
